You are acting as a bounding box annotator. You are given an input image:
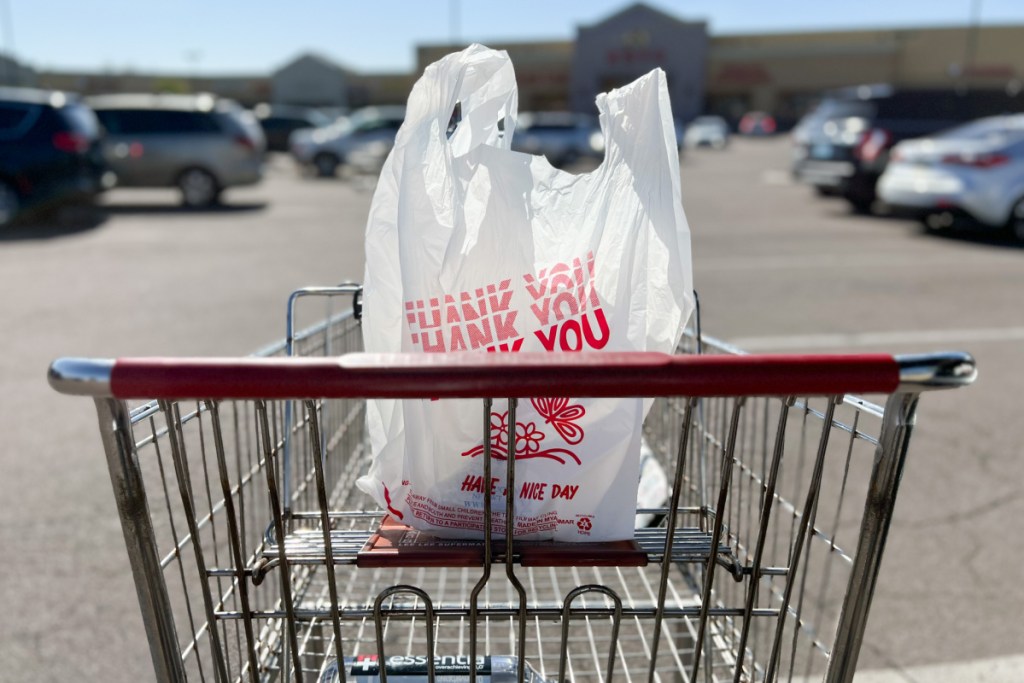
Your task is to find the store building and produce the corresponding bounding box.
[25,3,1024,125]
[416,3,1024,126]
[570,4,708,121]
[417,4,710,118]
[706,24,1024,125]
[271,53,350,108]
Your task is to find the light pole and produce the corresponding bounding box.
[184,49,202,93]
[964,0,982,84]
[450,0,461,45]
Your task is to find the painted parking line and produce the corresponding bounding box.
[730,326,1024,351]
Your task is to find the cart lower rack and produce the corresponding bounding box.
[49,294,975,683]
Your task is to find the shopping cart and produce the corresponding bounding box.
[48,285,976,683]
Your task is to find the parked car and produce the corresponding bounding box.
[793,87,1024,212]
[253,103,331,152]
[88,93,265,207]
[878,114,1024,239]
[0,87,113,228]
[290,106,405,177]
[345,136,394,177]
[511,112,602,167]
[791,94,855,181]
[683,115,730,149]
[738,111,777,136]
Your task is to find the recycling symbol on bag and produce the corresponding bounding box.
[577,517,593,532]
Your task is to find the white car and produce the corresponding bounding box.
[684,115,730,149]
[511,112,601,168]
[878,114,1024,239]
[289,105,405,177]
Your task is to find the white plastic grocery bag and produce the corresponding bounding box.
[358,44,693,541]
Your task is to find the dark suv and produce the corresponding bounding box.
[254,103,331,152]
[0,87,113,228]
[793,87,1024,211]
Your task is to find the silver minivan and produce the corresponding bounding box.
[88,93,265,206]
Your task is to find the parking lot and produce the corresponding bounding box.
[2,139,1022,681]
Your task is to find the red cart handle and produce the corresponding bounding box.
[49,352,975,399]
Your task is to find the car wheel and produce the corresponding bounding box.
[314,152,341,178]
[1007,196,1024,242]
[0,180,20,229]
[922,211,955,234]
[178,168,220,208]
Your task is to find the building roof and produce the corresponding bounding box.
[273,52,351,78]
[581,2,696,29]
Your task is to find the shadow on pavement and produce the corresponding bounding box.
[0,204,109,242]
[820,201,1024,249]
[1,200,270,241]
[915,224,1024,250]
[101,201,269,215]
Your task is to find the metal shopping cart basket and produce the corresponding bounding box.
[48,285,976,683]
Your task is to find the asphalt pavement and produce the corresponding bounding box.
[1,142,1021,682]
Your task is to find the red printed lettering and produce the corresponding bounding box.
[559,319,583,351]
[445,295,461,324]
[461,475,501,494]
[487,338,525,353]
[551,484,579,500]
[554,290,579,319]
[487,280,513,315]
[525,252,602,328]
[410,299,441,330]
[548,262,574,293]
[535,325,558,351]
[461,290,485,322]
[519,481,547,500]
[581,309,610,350]
[493,311,518,342]
[405,278,522,353]
[534,311,608,352]
[419,330,445,352]
[530,297,552,326]
[449,326,468,352]
[524,272,547,302]
[466,317,493,349]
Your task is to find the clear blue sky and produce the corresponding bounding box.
[5,1,1024,75]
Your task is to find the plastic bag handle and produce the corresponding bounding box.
[402,44,518,155]
[595,68,678,170]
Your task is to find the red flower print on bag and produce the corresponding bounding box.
[531,397,586,445]
[461,407,583,465]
